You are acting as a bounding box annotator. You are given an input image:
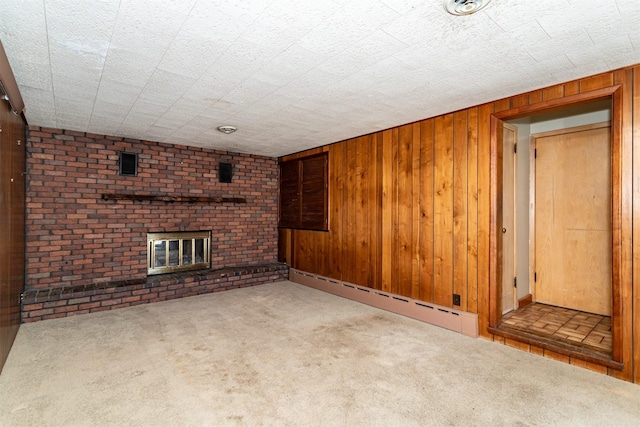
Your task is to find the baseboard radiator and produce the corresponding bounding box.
[289,269,478,338]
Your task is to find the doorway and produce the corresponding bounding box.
[489,87,623,366]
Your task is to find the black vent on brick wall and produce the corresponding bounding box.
[219,162,233,183]
[119,152,138,176]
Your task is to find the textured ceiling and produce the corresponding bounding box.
[1,0,639,157]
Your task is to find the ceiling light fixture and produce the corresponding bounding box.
[444,0,492,16]
[217,125,237,134]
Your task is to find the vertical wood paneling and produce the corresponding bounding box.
[434,114,454,307]
[328,143,345,280]
[391,129,400,294]
[381,130,393,292]
[467,108,479,314]
[453,111,468,309]
[477,103,494,338]
[419,120,435,302]
[371,134,382,290]
[411,123,421,299]
[634,66,640,384]
[354,137,370,286]
[293,230,310,272]
[345,139,357,284]
[398,124,414,297]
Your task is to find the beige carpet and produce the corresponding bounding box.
[1,281,638,426]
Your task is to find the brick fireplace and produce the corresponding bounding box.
[22,127,286,322]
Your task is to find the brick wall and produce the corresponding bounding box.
[24,126,282,319]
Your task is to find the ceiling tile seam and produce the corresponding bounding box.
[117,1,200,137]
[584,28,596,46]
[613,0,622,14]
[87,0,123,132]
[534,18,553,41]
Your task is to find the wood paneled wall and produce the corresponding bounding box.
[0,100,26,373]
[280,64,640,384]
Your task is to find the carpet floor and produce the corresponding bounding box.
[1,281,638,426]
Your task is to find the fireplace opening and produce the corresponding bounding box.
[147,231,211,275]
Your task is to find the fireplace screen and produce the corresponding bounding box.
[147,231,211,275]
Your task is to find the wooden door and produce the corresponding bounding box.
[502,123,517,313]
[533,123,611,315]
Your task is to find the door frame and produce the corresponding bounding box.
[502,122,518,313]
[488,85,625,364]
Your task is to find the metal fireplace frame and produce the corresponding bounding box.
[147,231,211,275]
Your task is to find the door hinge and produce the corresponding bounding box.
[534,148,537,159]
[514,143,517,154]
[514,277,517,288]
[534,272,537,282]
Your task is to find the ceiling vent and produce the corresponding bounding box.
[444,0,492,15]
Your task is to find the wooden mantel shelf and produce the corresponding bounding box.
[101,193,246,204]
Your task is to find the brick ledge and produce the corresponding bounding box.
[21,263,289,322]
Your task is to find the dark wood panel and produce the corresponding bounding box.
[279,160,301,228]
[419,120,435,303]
[0,99,26,373]
[344,138,358,285]
[0,107,9,369]
[390,128,400,294]
[372,133,383,291]
[397,124,414,297]
[453,111,468,309]
[434,114,454,307]
[9,119,25,333]
[353,136,371,287]
[381,130,393,293]
[411,123,421,299]
[466,107,479,314]
[328,144,345,280]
